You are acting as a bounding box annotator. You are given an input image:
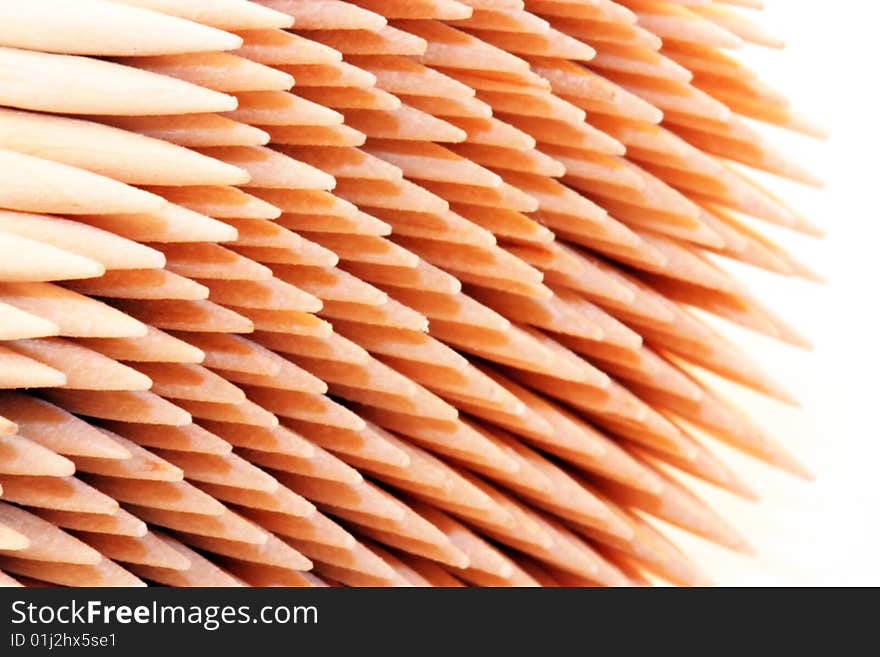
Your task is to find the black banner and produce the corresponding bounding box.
[0,587,860,653]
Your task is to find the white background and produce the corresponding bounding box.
[662,0,880,585]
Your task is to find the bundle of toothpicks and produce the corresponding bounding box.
[0,0,823,587]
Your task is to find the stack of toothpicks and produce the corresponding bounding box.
[0,0,822,587]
